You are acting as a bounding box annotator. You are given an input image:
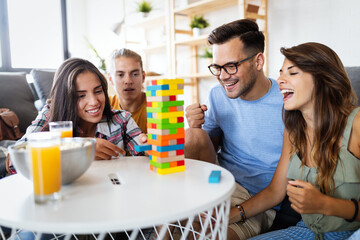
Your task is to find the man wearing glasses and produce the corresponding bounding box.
[185,19,287,239]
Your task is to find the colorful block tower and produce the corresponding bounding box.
[136,79,185,175]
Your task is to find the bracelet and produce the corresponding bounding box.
[346,199,359,222]
[235,204,247,224]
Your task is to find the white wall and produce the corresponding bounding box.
[267,0,360,79]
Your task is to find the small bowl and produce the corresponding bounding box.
[8,138,96,185]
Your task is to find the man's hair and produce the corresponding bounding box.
[108,48,143,76]
[208,19,264,54]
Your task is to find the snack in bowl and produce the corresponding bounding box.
[8,137,96,185]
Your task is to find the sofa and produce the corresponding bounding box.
[0,69,55,178]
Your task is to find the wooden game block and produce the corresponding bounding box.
[150,79,184,85]
[148,127,183,135]
[151,100,184,108]
[147,122,184,130]
[150,155,184,163]
[150,160,170,169]
[147,116,184,124]
[152,144,184,152]
[151,111,184,119]
[134,144,152,152]
[150,160,185,169]
[149,129,185,141]
[169,83,184,90]
[146,105,183,113]
[209,170,221,183]
[148,137,185,146]
[148,149,182,157]
[150,165,185,175]
[146,95,177,102]
[146,89,184,97]
[146,84,169,91]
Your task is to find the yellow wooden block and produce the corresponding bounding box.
[155,111,184,119]
[169,117,178,123]
[152,102,159,107]
[155,89,183,96]
[155,79,184,85]
[156,165,185,175]
[169,83,185,90]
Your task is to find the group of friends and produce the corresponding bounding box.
[6,19,360,239]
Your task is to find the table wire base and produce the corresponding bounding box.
[0,199,230,240]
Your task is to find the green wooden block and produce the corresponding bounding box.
[155,122,184,129]
[146,107,169,113]
[147,118,170,124]
[150,160,170,169]
[156,100,184,107]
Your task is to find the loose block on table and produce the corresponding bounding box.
[209,170,221,183]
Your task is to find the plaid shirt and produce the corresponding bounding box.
[8,105,143,174]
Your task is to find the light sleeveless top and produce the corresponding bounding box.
[287,108,360,237]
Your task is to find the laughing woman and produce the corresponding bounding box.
[7,58,144,173]
[230,42,359,240]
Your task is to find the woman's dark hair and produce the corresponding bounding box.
[208,19,264,54]
[49,58,112,136]
[281,42,357,194]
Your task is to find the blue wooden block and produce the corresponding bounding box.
[146,85,169,91]
[209,170,221,183]
[135,144,152,152]
[155,144,184,152]
[147,112,153,118]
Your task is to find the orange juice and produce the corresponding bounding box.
[60,129,73,138]
[30,145,61,195]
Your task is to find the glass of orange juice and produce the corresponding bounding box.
[28,132,62,204]
[49,121,73,138]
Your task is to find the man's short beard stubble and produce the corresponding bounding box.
[226,64,257,99]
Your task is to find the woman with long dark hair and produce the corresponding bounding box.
[235,42,359,240]
[8,58,143,174]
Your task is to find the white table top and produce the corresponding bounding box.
[0,157,235,234]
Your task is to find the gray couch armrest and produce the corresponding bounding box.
[0,72,38,133]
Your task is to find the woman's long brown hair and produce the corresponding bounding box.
[49,58,112,137]
[281,42,357,194]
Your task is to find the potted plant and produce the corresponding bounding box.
[190,15,209,36]
[136,0,153,17]
[199,47,213,66]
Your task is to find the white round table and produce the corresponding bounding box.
[0,157,235,240]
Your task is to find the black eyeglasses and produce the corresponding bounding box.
[208,53,258,76]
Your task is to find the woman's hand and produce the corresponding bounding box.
[287,180,326,215]
[95,138,126,160]
[138,133,148,144]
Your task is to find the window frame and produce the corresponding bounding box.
[0,0,69,73]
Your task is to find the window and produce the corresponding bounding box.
[0,0,68,72]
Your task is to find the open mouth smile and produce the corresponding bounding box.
[281,89,294,101]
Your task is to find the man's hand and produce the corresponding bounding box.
[287,180,326,215]
[185,103,208,128]
[95,138,126,160]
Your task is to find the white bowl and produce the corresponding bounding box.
[8,138,96,185]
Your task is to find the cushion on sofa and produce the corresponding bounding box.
[346,67,360,102]
[0,72,38,133]
[31,69,56,109]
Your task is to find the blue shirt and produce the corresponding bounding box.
[203,79,284,196]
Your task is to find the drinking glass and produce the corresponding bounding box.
[28,132,62,204]
[49,121,73,138]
